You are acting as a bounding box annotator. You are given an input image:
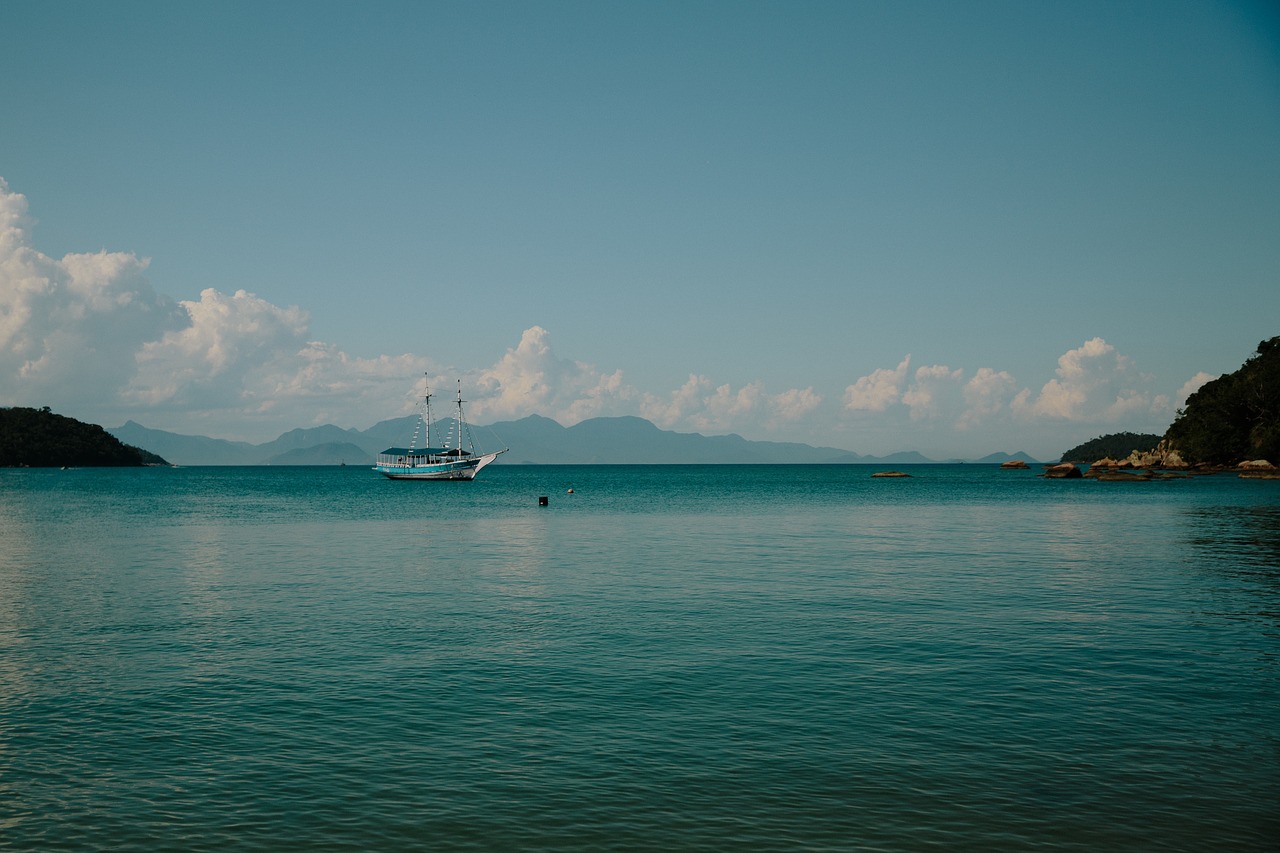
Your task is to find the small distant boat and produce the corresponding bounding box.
[373,377,507,480]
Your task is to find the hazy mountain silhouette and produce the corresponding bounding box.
[110,415,1037,466]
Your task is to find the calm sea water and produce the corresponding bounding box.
[1,464,1277,851]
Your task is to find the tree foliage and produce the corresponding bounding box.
[0,407,167,467]
[1165,337,1280,465]
[1059,432,1163,464]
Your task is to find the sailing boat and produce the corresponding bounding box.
[373,377,507,480]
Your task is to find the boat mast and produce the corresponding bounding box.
[409,372,431,453]
[423,374,432,451]
[456,379,465,452]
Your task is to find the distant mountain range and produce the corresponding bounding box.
[108,415,1040,467]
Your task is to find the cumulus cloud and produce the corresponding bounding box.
[640,373,709,428]
[0,177,442,438]
[838,337,1184,439]
[1012,337,1162,422]
[467,328,823,436]
[469,325,634,425]
[901,364,964,421]
[2,177,815,441]
[843,356,911,412]
[768,386,823,428]
[635,372,822,435]
[957,367,1018,429]
[0,178,1220,453]
[126,288,310,407]
[693,381,767,433]
[123,288,435,431]
[0,178,188,408]
[843,358,974,425]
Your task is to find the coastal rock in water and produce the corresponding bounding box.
[1089,456,1122,468]
[1095,470,1152,482]
[1238,459,1279,479]
[1043,463,1082,479]
[999,460,1029,469]
[871,471,912,478]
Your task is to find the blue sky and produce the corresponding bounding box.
[2,0,1278,459]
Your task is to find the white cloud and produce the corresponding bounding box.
[0,178,1222,455]
[639,372,821,435]
[901,364,964,421]
[121,288,438,436]
[843,355,911,412]
[768,386,823,427]
[957,367,1018,429]
[0,178,188,408]
[843,358,982,426]
[126,288,310,407]
[4,178,818,441]
[470,325,634,425]
[1011,337,1162,422]
[693,381,766,433]
[0,177,439,438]
[640,373,709,428]
[836,338,1190,450]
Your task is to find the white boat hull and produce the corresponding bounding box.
[373,449,505,480]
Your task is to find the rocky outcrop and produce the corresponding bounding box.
[999,459,1029,469]
[871,471,912,478]
[1237,460,1279,479]
[1124,439,1188,469]
[1083,439,1197,479]
[1043,463,1082,479]
[1087,441,1188,471]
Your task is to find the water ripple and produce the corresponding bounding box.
[1,467,1277,850]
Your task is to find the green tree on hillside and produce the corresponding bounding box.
[1165,337,1280,465]
[0,406,166,467]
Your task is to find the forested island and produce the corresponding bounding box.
[0,407,168,467]
[1059,336,1278,468]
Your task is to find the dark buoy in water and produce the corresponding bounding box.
[538,496,549,506]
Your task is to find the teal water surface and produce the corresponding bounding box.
[1,465,1277,850]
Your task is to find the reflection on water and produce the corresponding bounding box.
[1185,504,1280,574]
[1181,504,1280,654]
[0,492,40,708]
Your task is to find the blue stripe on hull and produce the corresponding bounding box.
[371,445,504,479]
[374,460,481,480]
[372,448,505,480]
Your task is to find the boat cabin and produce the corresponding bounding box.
[376,447,474,465]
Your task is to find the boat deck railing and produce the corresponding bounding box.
[375,451,474,466]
